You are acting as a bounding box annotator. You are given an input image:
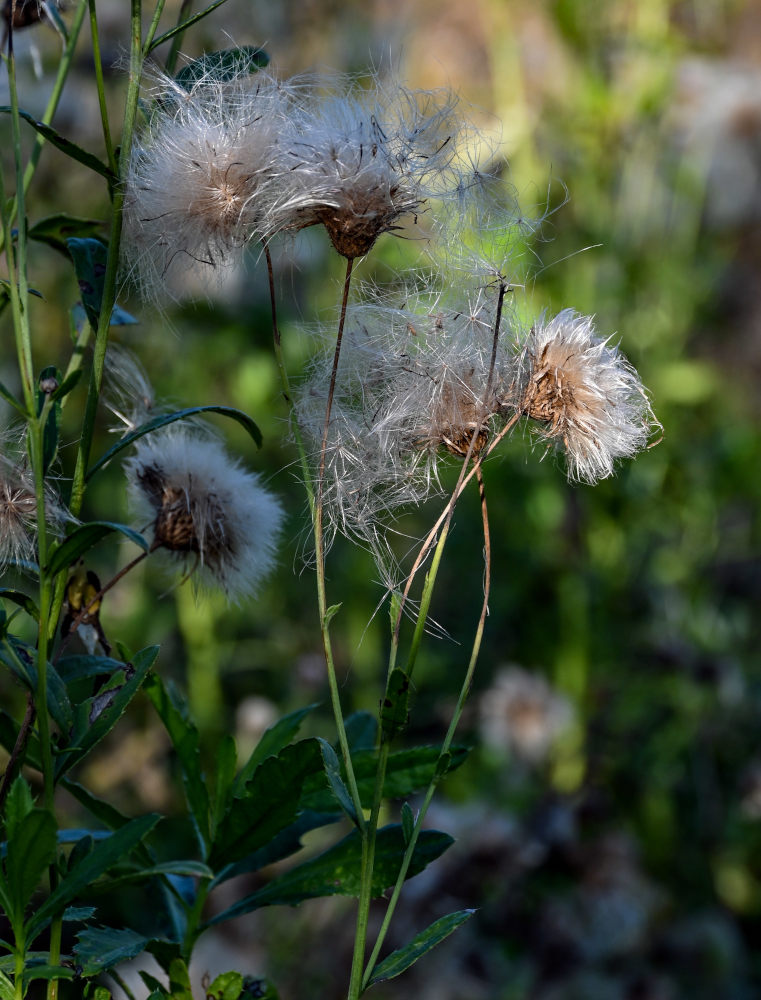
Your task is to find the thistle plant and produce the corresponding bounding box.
[0,4,659,1000]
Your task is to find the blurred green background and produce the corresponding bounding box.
[2,0,761,997]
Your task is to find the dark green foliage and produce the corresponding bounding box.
[366,909,475,985]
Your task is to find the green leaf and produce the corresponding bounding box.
[367,909,475,985]
[0,971,14,1000]
[401,802,414,846]
[28,214,103,257]
[317,738,357,825]
[66,238,137,330]
[26,813,160,942]
[56,646,159,778]
[56,655,125,684]
[21,965,75,987]
[143,675,210,856]
[87,406,263,479]
[300,745,469,813]
[208,825,453,924]
[345,711,377,751]
[205,971,243,1000]
[212,735,237,836]
[62,905,97,921]
[0,588,38,619]
[209,740,323,870]
[381,668,411,740]
[173,46,270,89]
[74,926,151,975]
[45,521,149,577]
[4,775,34,841]
[49,368,83,404]
[0,110,114,180]
[323,603,341,627]
[60,779,137,833]
[147,0,236,52]
[0,376,24,415]
[6,809,57,921]
[233,704,317,794]
[37,364,62,474]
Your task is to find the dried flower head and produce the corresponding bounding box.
[479,665,574,764]
[282,78,464,258]
[122,72,294,302]
[296,291,515,568]
[0,446,67,570]
[125,429,284,601]
[518,310,657,483]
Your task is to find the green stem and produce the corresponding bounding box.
[312,258,366,829]
[68,0,151,518]
[182,880,210,962]
[165,0,193,75]
[363,468,492,986]
[0,0,88,252]
[87,0,117,175]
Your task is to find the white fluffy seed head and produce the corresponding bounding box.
[518,309,658,483]
[124,429,284,602]
[281,77,465,257]
[122,72,296,302]
[103,344,157,435]
[0,445,68,571]
[296,292,516,571]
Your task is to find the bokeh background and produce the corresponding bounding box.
[2,0,761,997]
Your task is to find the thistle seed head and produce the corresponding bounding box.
[0,446,68,571]
[518,310,658,483]
[125,429,284,601]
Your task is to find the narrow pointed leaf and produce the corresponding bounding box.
[147,0,235,52]
[208,825,453,924]
[45,521,148,577]
[367,909,475,985]
[87,406,262,479]
[0,971,13,1000]
[28,214,103,256]
[0,110,114,181]
[401,802,415,846]
[26,813,159,941]
[318,738,357,824]
[0,589,39,620]
[56,646,159,778]
[381,668,411,739]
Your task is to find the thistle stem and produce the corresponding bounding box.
[363,467,492,986]
[88,0,117,175]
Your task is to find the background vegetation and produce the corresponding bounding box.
[2,0,760,996]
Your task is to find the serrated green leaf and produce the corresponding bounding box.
[317,738,357,825]
[45,521,149,578]
[345,711,377,751]
[0,112,114,180]
[26,813,160,942]
[209,740,323,870]
[208,825,453,924]
[366,909,475,985]
[74,926,151,975]
[174,46,269,89]
[6,809,57,921]
[211,809,339,887]
[87,406,262,479]
[147,0,235,52]
[28,214,103,256]
[143,674,210,857]
[56,646,159,779]
[381,668,411,739]
[401,802,414,846]
[233,704,318,794]
[62,905,96,921]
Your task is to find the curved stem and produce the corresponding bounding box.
[363,466,492,986]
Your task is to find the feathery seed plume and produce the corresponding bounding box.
[125,429,284,601]
[518,310,657,483]
[0,446,68,571]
